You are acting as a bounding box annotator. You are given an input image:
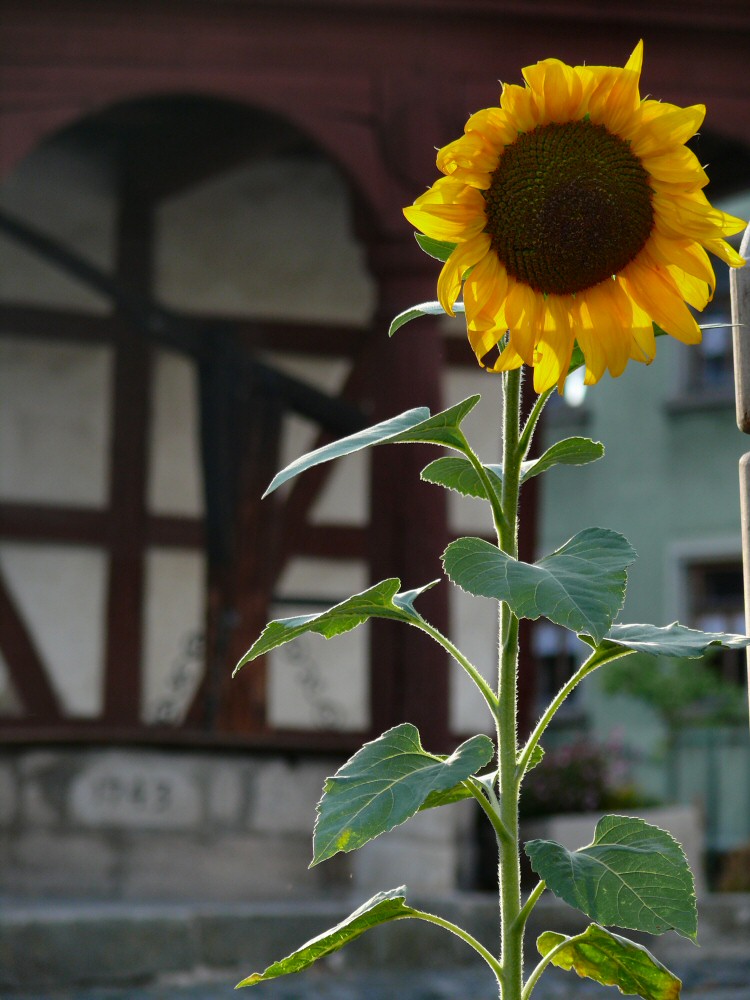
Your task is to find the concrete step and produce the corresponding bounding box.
[2,893,749,994]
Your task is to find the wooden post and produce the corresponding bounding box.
[730,222,750,726]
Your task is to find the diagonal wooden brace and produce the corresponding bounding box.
[730,222,750,726]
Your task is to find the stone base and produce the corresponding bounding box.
[0,746,466,901]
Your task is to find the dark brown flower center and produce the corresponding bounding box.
[483,119,654,296]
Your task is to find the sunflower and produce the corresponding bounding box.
[403,42,746,393]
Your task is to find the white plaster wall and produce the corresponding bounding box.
[0,132,376,727]
[268,558,369,730]
[0,140,115,311]
[0,337,112,507]
[266,353,370,521]
[0,543,107,716]
[147,349,203,517]
[141,549,206,724]
[441,365,503,734]
[156,158,376,325]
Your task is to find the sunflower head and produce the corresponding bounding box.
[404,42,747,393]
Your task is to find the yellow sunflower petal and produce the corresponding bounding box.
[641,145,709,191]
[464,253,509,359]
[587,40,643,134]
[500,82,540,133]
[571,295,609,384]
[654,190,747,249]
[609,279,657,364]
[629,104,706,158]
[716,208,749,238]
[703,238,746,269]
[575,281,631,380]
[465,108,516,147]
[464,249,504,316]
[639,244,712,310]
[533,296,575,393]
[403,179,486,242]
[437,133,499,178]
[437,235,492,315]
[489,339,525,374]
[666,265,712,311]
[522,59,586,123]
[621,261,702,344]
[647,231,716,295]
[504,278,540,365]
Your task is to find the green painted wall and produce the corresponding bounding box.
[537,336,746,800]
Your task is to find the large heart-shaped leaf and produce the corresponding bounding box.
[389,300,465,337]
[597,621,750,657]
[236,887,416,986]
[537,924,682,1000]
[525,815,697,940]
[264,396,479,495]
[442,528,636,644]
[234,578,436,674]
[312,724,494,865]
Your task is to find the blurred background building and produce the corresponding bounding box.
[1,0,750,903]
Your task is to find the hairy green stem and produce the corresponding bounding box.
[465,448,508,544]
[497,367,524,1000]
[498,606,522,1000]
[408,910,503,980]
[517,386,553,462]
[466,774,512,845]
[512,880,546,935]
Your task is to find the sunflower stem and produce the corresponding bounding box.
[497,367,524,1000]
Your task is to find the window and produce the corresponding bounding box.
[684,263,735,396]
[687,560,747,686]
[532,621,585,718]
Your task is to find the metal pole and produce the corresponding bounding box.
[730,222,750,726]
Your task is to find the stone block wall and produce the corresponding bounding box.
[0,747,471,901]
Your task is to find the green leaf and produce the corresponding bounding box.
[264,408,427,495]
[421,456,502,500]
[442,528,636,645]
[420,770,497,812]
[236,887,416,986]
[569,342,585,374]
[312,724,494,865]
[389,300,465,337]
[520,744,544,775]
[525,814,697,940]
[234,578,436,673]
[599,621,750,658]
[521,437,604,483]
[388,395,480,450]
[537,924,682,1000]
[420,437,603,500]
[415,233,458,262]
[264,396,479,495]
